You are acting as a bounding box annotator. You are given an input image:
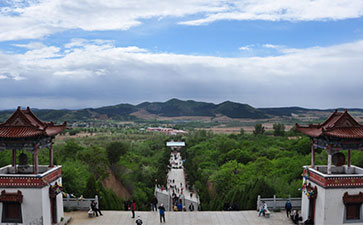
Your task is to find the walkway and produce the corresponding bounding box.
[66,211,294,225]
[155,151,199,210]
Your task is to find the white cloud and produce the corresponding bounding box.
[239,45,254,51]
[13,42,47,49]
[0,0,224,41]
[263,44,282,49]
[0,0,362,41]
[0,39,363,109]
[180,0,363,25]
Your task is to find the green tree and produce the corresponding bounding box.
[84,175,97,198]
[253,124,265,136]
[239,128,245,135]
[106,142,129,165]
[273,123,285,136]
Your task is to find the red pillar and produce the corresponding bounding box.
[49,144,54,167]
[311,140,315,168]
[12,149,16,167]
[33,144,39,174]
[348,149,351,167]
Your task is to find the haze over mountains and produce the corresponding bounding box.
[0,98,362,122]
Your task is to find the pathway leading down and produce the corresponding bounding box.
[155,151,200,211]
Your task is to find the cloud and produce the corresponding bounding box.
[1,0,363,41]
[263,44,282,49]
[180,0,363,25]
[0,0,224,41]
[239,45,254,51]
[0,39,363,109]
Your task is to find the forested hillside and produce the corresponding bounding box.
[1,127,363,211]
[0,129,171,210]
[182,131,363,210]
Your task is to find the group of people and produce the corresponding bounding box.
[89,200,103,217]
[256,200,313,224]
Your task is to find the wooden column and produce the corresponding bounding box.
[33,144,39,174]
[327,144,332,175]
[49,144,54,167]
[311,140,315,168]
[12,149,16,167]
[348,149,351,168]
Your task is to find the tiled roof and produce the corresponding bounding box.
[296,110,363,139]
[0,107,66,138]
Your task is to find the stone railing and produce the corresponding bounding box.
[257,195,301,211]
[63,195,98,211]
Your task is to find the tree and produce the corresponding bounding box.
[239,128,245,136]
[253,124,265,136]
[106,142,129,165]
[273,123,285,136]
[84,175,97,198]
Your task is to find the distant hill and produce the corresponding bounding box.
[258,107,312,117]
[136,99,216,117]
[0,99,362,123]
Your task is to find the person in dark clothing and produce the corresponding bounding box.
[189,203,195,211]
[130,200,136,218]
[151,196,158,212]
[124,200,129,211]
[135,216,143,225]
[285,200,292,218]
[90,200,103,216]
[304,216,314,225]
[158,203,166,223]
[291,210,302,224]
[223,202,230,211]
[231,202,239,211]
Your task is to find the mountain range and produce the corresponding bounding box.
[0,98,362,123]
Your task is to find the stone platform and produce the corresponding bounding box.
[66,211,294,225]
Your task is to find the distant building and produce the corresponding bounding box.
[166,141,185,147]
[297,110,363,225]
[147,127,188,135]
[0,107,67,224]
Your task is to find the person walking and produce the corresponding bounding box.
[158,203,166,223]
[135,216,143,225]
[285,200,292,218]
[151,196,158,212]
[90,200,103,216]
[130,200,136,218]
[189,203,195,211]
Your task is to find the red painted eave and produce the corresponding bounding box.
[0,127,44,138]
[325,128,363,139]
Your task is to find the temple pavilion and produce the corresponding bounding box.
[0,107,66,224]
[296,110,363,225]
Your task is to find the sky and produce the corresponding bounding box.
[0,0,363,110]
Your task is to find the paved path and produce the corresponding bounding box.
[155,152,199,210]
[167,152,199,203]
[66,211,294,225]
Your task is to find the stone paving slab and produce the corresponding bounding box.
[66,211,294,225]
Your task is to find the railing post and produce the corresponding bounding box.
[95,195,99,208]
[273,195,276,210]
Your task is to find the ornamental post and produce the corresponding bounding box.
[311,140,315,168]
[12,149,16,167]
[49,143,54,168]
[348,149,351,168]
[327,144,332,175]
[33,144,39,174]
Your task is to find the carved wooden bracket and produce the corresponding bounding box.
[343,192,363,204]
[0,190,23,203]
